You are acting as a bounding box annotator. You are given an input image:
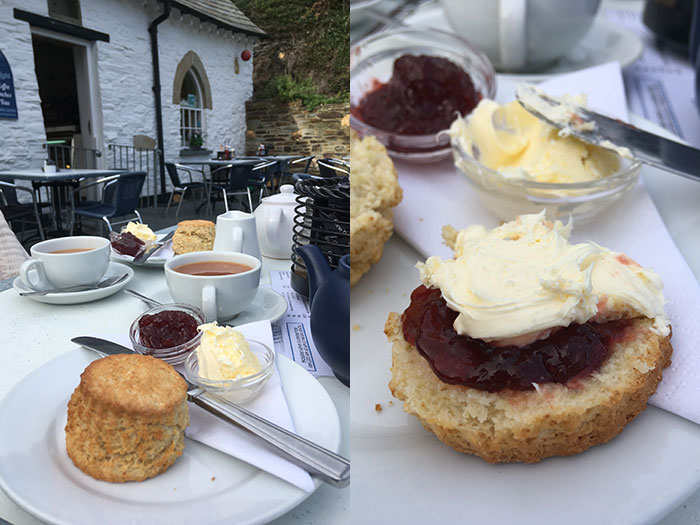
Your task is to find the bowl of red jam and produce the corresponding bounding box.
[350,27,496,163]
[129,303,205,364]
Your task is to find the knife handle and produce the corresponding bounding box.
[189,389,350,488]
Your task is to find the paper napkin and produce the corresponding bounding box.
[391,63,700,426]
[103,319,315,492]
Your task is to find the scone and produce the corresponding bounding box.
[386,212,672,463]
[172,219,216,254]
[350,131,402,286]
[65,354,189,482]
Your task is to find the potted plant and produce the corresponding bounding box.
[189,132,204,150]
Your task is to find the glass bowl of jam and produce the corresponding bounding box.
[129,303,205,365]
[183,340,276,404]
[451,139,642,224]
[350,27,496,163]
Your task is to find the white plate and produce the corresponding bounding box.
[0,349,341,525]
[400,3,643,80]
[110,233,174,267]
[350,236,700,524]
[148,287,289,325]
[12,262,134,305]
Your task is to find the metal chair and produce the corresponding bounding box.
[317,158,350,177]
[164,163,206,216]
[248,160,278,203]
[70,171,147,234]
[0,180,45,243]
[209,164,255,213]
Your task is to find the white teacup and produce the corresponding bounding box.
[19,236,110,291]
[439,0,602,72]
[213,210,261,259]
[164,251,261,322]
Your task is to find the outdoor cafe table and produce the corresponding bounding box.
[0,168,123,233]
[0,254,349,525]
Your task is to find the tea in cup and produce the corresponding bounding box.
[164,251,261,322]
[19,236,110,290]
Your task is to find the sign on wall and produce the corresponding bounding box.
[0,50,18,120]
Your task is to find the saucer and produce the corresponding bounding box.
[13,262,134,305]
[147,287,289,325]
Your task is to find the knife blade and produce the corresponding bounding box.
[133,229,175,265]
[70,336,350,487]
[515,84,700,183]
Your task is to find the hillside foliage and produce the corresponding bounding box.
[235,0,349,109]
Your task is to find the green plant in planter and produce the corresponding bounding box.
[189,132,204,150]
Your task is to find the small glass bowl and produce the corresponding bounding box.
[350,27,496,163]
[129,303,205,365]
[451,141,643,224]
[183,340,275,404]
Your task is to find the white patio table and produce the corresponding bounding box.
[0,251,349,525]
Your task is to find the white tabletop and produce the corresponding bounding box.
[0,254,349,525]
[0,169,122,182]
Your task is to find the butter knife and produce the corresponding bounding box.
[515,84,700,183]
[133,230,175,265]
[71,336,350,488]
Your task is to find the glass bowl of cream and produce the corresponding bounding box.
[350,27,496,163]
[449,98,642,224]
[183,324,275,404]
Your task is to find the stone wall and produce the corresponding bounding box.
[245,100,350,170]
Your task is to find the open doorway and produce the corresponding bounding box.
[30,31,102,169]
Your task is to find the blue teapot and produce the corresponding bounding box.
[296,245,349,386]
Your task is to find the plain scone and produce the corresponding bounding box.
[65,354,189,482]
[172,219,216,254]
[350,131,402,286]
[385,313,672,463]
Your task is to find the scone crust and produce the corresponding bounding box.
[65,355,189,482]
[386,312,672,463]
[350,131,402,286]
[172,219,216,255]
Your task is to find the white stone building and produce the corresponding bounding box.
[0,0,265,196]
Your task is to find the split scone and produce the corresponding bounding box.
[172,219,216,255]
[350,130,402,286]
[65,354,189,482]
[386,212,672,463]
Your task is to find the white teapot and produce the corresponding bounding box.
[254,184,298,259]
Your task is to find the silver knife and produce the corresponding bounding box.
[71,336,350,488]
[515,84,700,183]
[133,230,175,265]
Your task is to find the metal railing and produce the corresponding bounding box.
[42,143,101,170]
[107,144,160,209]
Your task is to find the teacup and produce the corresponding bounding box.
[164,251,261,322]
[19,236,110,291]
[212,210,261,259]
[439,0,602,72]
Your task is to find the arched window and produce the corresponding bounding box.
[179,69,203,148]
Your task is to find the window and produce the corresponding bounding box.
[179,70,203,148]
[48,0,81,24]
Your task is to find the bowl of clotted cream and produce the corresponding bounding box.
[183,322,275,404]
[448,96,642,224]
